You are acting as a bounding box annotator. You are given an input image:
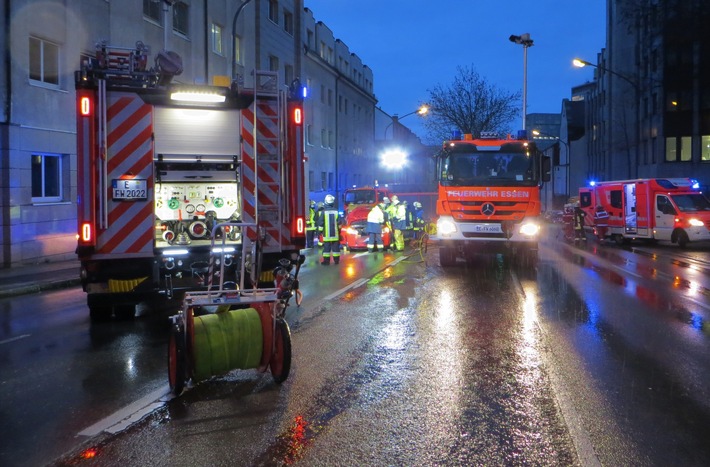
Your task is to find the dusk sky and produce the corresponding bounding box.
[304,1,606,143]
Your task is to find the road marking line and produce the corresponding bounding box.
[0,334,31,345]
[78,385,172,437]
[323,278,369,301]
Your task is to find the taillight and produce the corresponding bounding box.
[79,222,93,245]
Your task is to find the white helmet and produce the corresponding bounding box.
[324,194,335,205]
[391,195,399,203]
[413,201,422,209]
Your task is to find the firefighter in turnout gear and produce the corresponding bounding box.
[316,202,325,247]
[411,201,425,240]
[387,195,402,251]
[366,200,387,252]
[306,200,316,248]
[317,194,342,264]
[393,200,408,250]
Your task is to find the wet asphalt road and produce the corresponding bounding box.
[3,230,710,466]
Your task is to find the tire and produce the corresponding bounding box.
[168,324,187,396]
[89,304,112,322]
[270,318,292,384]
[676,230,689,248]
[439,246,457,267]
[614,234,626,246]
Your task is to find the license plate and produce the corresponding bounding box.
[112,179,147,200]
[473,223,502,233]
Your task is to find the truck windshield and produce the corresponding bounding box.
[344,190,376,205]
[439,151,537,187]
[670,193,710,212]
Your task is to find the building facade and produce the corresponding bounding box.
[1,0,391,268]
[574,0,710,188]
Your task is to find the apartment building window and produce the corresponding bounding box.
[173,2,189,36]
[269,0,279,24]
[234,35,242,64]
[320,84,325,104]
[283,10,293,35]
[306,124,314,146]
[702,135,710,162]
[211,23,223,55]
[143,0,162,22]
[321,172,327,191]
[309,170,315,191]
[307,30,314,50]
[665,136,692,162]
[328,130,334,149]
[328,172,334,190]
[285,64,293,86]
[269,55,279,73]
[29,36,59,86]
[327,89,333,106]
[32,153,63,202]
[321,129,327,148]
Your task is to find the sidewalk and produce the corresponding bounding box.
[0,259,82,299]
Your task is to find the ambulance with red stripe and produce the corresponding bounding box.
[75,42,306,320]
[431,131,550,267]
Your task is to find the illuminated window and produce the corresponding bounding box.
[173,2,189,36]
[234,35,242,64]
[702,135,710,162]
[666,136,693,162]
[211,23,223,55]
[32,153,64,202]
[29,36,59,86]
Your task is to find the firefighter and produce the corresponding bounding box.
[366,200,386,252]
[387,195,402,251]
[411,201,425,239]
[393,200,408,251]
[317,194,342,265]
[315,202,325,247]
[574,205,587,242]
[306,200,316,248]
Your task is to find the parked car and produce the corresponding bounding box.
[340,204,392,251]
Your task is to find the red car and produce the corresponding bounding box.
[340,205,392,251]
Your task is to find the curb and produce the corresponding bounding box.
[0,278,82,299]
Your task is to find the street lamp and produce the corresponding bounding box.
[509,33,534,130]
[232,0,255,81]
[573,57,639,179]
[385,104,429,140]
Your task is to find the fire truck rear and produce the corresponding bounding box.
[74,41,306,320]
[431,131,550,267]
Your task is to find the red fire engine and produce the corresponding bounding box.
[75,41,306,320]
[579,178,710,247]
[431,131,551,267]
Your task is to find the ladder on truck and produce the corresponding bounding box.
[243,70,285,283]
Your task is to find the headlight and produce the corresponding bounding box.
[688,218,704,227]
[519,222,540,237]
[437,218,457,235]
[346,227,358,234]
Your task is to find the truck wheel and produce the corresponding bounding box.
[439,247,457,267]
[676,230,689,248]
[168,324,187,396]
[614,234,626,246]
[269,318,292,384]
[89,304,112,322]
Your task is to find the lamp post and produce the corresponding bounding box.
[573,58,639,180]
[232,0,255,81]
[509,33,534,130]
[384,105,429,140]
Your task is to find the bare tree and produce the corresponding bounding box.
[424,65,520,143]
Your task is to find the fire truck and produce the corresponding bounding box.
[431,131,550,267]
[75,41,306,320]
[578,178,710,247]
